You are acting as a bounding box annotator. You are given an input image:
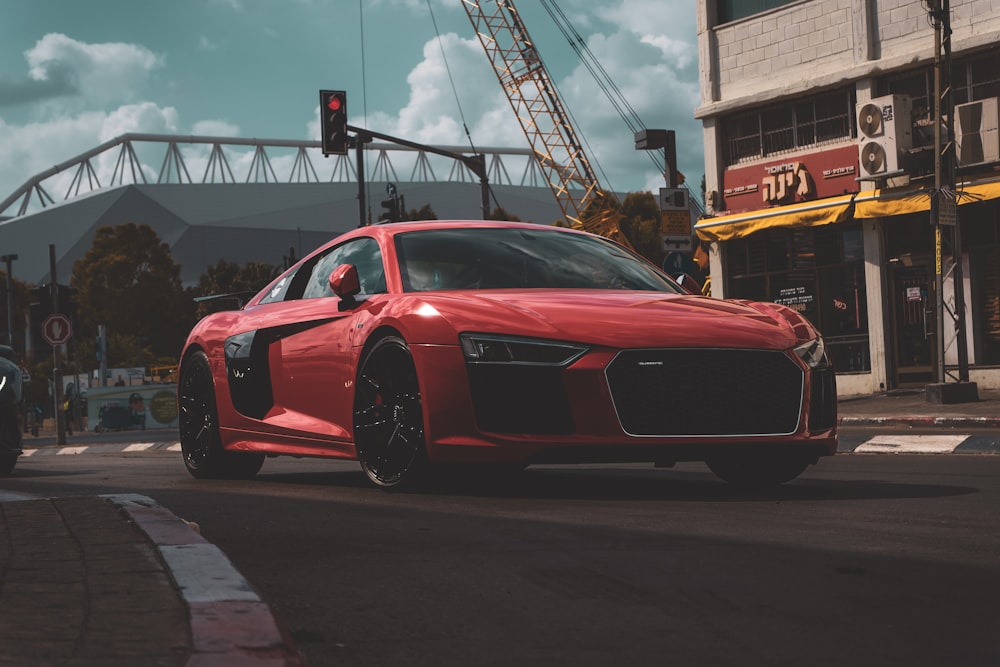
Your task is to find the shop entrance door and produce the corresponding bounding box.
[891,264,936,386]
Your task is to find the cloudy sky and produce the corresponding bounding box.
[0,0,703,216]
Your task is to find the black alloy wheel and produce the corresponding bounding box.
[178,350,264,480]
[353,336,427,489]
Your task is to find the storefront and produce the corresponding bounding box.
[696,163,1000,396]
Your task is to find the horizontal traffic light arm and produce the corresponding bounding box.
[347,125,486,182]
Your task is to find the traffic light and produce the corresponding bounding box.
[380,197,399,223]
[320,90,348,155]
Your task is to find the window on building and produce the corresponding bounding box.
[716,0,798,24]
[722,88,855,165]
[726,222,870,372]
[884,51,1000,150]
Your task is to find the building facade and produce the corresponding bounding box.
[695,0,1000,395]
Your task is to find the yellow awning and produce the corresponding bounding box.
[961,178,1000,205]
[694,194,854,242]
[854,177,1000,218]
[854,188,931,218]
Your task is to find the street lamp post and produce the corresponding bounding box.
[1,254,16,350]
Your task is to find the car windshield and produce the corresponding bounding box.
[395,227,681,293]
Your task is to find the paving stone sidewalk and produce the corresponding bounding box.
[0,494,303,667]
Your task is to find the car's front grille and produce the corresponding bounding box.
[605,349,804,436]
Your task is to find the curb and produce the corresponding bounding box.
[104,494,304,666]
[839,416,1000,428]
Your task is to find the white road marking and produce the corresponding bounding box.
[124,442,156,452]
[854,434,969,454]
[56,446,90,455]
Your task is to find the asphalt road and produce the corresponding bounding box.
[3,445,999,667]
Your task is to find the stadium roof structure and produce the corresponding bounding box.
[0,134,566,287]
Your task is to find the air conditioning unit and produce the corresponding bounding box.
[956,97,999,166]
[857,95,913,177]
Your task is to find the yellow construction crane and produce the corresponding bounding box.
[461,0,630,245]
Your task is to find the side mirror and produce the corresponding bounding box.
[672,273,702,295]
[329,264,361,299]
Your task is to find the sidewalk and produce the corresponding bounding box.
[0,493,304,667]
[838,386,1000,428]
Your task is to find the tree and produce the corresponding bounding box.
[194,259,280,316]
[486,206,522,222]
[71,223,194,365]
[618,191,664,264]
[400,204,437,222]
[196,259,279,297]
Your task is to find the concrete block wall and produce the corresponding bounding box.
[700,0,1000,113]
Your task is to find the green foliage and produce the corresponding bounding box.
[400,204,438,222]
[485,206,522,222]
[196,259,279,297]
[70,222,195,365]
[618,191,666,265]
[193,259,280,317]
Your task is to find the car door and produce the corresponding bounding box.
[258,237,387,442]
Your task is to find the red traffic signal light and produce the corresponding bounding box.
[320,90,348,155]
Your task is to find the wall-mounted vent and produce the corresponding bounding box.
[857,95,913,177]
[956,97,999,167]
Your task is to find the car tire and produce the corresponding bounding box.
[706,453,810,489]
[179,350,265,480]
[0,454,16,476]
[353,336,427,489]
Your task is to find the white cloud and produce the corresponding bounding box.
[25,33,163,107]
[191,119,240,137]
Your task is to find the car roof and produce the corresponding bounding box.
[343,219,585,242]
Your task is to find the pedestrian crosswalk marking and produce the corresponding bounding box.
[55,446,90,455]
[124,442,156,452]
[854,434,969,454]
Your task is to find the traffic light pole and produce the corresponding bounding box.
[48,244,66,445]
[354,132,371,228]
[2,253,16,349]
[346,125,490,219]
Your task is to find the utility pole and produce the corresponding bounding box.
[926,0,978,404]
[49,245,67,445]
[1,254,16,349]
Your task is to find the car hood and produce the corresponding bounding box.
[409,290,808,350]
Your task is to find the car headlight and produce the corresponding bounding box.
[793,337,829,369]
[460,334,587,366]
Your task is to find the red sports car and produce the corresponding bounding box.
[178,221,837,489]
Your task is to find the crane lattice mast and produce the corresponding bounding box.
[462,0,606,228]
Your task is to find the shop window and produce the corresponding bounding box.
[791,229,816,269]
[767,233,791,271]
[771,271,819,324]
[819,265,870,372]
[973,247,1000,365]
[842,229,864,262]
[963,207,1000,365]
[724,223,870,372]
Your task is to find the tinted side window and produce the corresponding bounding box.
[302,237,386,299]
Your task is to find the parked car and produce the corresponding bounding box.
[178,221,837,489]
[0,345,24,476]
